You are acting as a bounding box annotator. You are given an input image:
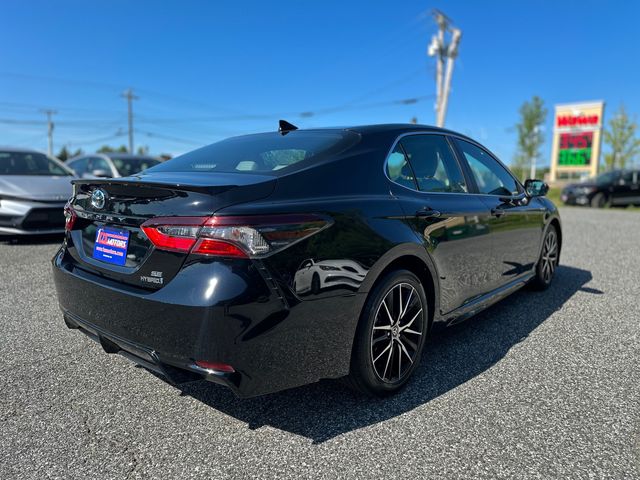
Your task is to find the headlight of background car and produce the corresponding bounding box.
[319,265,340,271]
[577,186,597,195]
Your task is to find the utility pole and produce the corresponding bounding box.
[121,88,139,153]
[41,109,57,157]
[427,10,462,127]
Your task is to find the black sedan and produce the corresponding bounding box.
[52,123,561,398]
[561,169,640,207]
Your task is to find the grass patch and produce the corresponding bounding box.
[546,187,562,206]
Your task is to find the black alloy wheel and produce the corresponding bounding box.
[347,270,428,395]
[532,226,559,289]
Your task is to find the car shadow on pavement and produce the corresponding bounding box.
[178,265,596,444]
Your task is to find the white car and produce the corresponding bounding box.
[0,147,75,235]
[293,259,368,295]
[67,153,161,178]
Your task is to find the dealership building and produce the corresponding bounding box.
[549,101,605,182]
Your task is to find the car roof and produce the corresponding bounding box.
[273,123,478,143]
[0,146,46,154]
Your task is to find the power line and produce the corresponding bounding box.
[0,70,430,120]
[135,129,207,147]
[12,133,47,147]
[67,131,127,147]
[135,95,434,125]
[0,100,123,116]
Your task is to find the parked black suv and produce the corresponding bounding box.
[561,169,640,207]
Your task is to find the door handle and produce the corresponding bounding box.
[416,207,441,218]
[491,207,505,218]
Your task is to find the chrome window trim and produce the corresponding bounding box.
[383,130,525,199]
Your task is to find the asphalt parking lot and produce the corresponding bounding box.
[1,207,639,479]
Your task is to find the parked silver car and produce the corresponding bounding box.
[67,153,160,178]
[0,147,75,235]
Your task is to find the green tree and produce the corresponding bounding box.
[136,145,149,155]
[56,145,70,161]
[513,96,547,181]
[97,145,128,153]
[56,146,83,161]
[603,105,640,170]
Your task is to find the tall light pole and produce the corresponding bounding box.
[121,88,138,153]
[427,10,462,127]
[41,109,57,157]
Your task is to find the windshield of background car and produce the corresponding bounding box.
[0,151,71,176]
[595,171,619,185]
[146,130,360,175]
[112,157,161,177]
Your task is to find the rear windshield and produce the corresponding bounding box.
[147,130,360,175]
[0,151,71,176]
[112,157,161,177]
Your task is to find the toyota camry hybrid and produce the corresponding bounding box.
[52,122,561,398]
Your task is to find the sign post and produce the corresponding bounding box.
[549,101,605,182]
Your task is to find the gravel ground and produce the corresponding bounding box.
[1,207,639,479]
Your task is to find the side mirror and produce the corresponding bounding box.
[524,179,549,197]
[91,169,111,178]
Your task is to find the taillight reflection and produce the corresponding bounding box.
[64,204,77,232]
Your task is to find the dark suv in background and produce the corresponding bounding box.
[561,169,640,207]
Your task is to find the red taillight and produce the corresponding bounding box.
[194,360,235,373]
[64,204,77,232]
[141,225,198,253]
[140,214,330,258]
[192,238,247,257]
[140,217,202,253]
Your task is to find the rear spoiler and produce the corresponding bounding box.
[72,172,277,196]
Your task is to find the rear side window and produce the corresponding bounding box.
[397,135,467,193]
[454,139,519,196]
[386,143,417,190]
[148,130,360,175]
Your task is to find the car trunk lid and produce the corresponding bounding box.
[67,172,276,290]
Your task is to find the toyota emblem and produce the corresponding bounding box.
[91,189,107,210]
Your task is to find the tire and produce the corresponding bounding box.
[530,225,559,290]
[590,192,607,208]
[311,273,321,295]
[346,270,428,396]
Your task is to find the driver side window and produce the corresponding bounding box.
[454,139,519,196]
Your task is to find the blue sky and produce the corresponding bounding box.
[1,0,638,165]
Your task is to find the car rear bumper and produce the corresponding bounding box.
[52,247,362,397]
[0,199,66,234]
[62,309,239,389]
